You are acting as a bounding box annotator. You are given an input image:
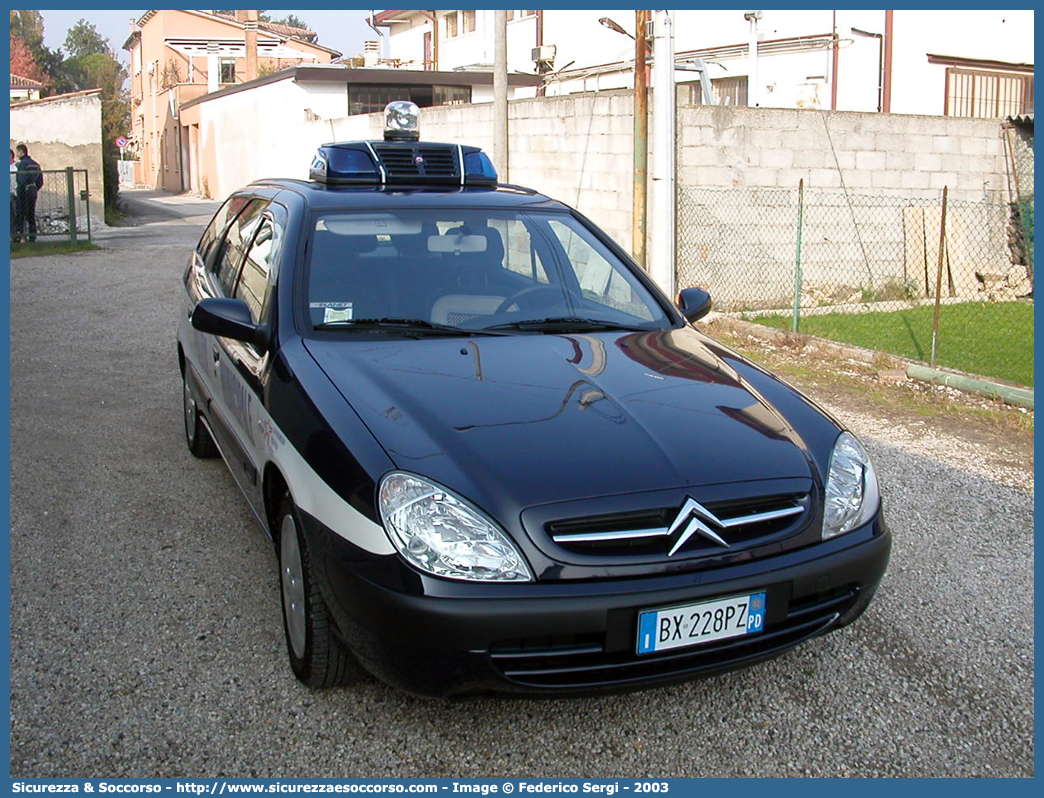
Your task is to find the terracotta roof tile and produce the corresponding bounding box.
[10,73,44,89]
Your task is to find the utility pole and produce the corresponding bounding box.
[745,10,762,108]
[882,10,894,113]
[494,10,509,181]
[633,10,649,269]
[650,10,675,297]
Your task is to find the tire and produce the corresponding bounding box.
[276,492,357,688]
[183,372,218,458]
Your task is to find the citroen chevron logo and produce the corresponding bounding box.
[666,497,730,556]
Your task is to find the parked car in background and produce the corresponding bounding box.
[177,103,890,697]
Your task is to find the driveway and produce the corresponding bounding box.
[8,191,1034,778]
[93,188,223,248]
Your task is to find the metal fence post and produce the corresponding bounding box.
[65,167,78,244]
[791,179,805,332]
[930,185,948,366]
[82,170,92,242]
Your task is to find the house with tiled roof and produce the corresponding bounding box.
[123,9,340,191]
[10,73,44,103]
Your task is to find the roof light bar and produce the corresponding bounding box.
[308,103,498,187]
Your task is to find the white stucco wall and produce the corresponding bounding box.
[188,75,537,198]
[386,18,430,68]
[438,9,492,68]
[191,78,332,198]
[10,92,103,148]
[385,11,544,73]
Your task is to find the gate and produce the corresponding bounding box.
[10,167,92,243]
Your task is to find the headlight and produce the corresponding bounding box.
[822,432,880,539]
[378,472,533,582]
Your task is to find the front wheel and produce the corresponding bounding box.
[183,373,218,458]
[277,492,358,688]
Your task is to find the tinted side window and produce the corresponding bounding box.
[234,209,284,325]
[216,199,267,295]
[546,218,656,321]
[197,195,249,260]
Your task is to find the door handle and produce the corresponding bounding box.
[212,347,221,364]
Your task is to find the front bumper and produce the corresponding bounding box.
[301,511,891,698]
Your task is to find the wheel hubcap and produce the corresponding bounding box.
[183,379,196,442]
[280,513,307,660]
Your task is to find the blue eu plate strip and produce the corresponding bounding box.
[637,611,658,654]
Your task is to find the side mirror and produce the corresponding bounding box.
[191,297,268,351]
[677,287,712,323]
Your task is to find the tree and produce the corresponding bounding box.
[64,19,111,60]
[9,10,44,50]
[10,33,48,84]
[10,10,68,91]
[54,19,130,215]
[212,10,309,30]
[217,10,268,19]
[270,14,310,30]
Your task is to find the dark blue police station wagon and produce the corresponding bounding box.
[178,102,890,697]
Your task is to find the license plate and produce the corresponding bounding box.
[636,591,766,654]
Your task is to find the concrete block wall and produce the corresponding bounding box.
[336,96,1011,267]
[464,91,636,253]
[675,105,1012,306]
[678,104,1009,202]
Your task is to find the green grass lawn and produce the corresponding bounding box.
[10,240,100,258]
[751,301,1034,387]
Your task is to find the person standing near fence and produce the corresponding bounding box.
[10,149,18,243]
[15,144,43,243]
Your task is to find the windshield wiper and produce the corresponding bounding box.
[484,317,652,333]
[313,318,514,336]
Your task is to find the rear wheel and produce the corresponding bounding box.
[276,492,357,688]
[183,373,218,458]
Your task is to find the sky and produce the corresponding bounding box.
[38,9,383,63]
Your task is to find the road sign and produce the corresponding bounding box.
[116,136,128,149]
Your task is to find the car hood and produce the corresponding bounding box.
[303,327,813,509]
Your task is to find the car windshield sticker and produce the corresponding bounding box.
[318,303,353,323]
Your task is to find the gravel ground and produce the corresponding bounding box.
[8,197,1034,778]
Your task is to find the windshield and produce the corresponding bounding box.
[303,209,671,334]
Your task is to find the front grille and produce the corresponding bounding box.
[547,493,809,558]
[488,589,857,690]
[371,143,460,181]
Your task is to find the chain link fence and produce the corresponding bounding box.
[10,168,92,243]
[678,184,1034,387]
